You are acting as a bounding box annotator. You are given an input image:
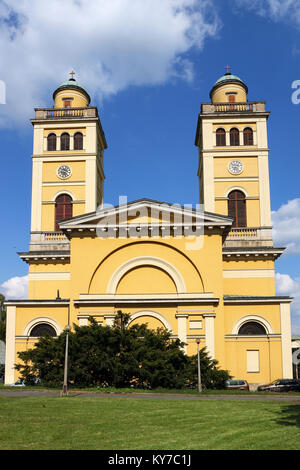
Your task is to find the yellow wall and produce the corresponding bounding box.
[211,83,247,103]
[54,89,89,108]
[214,157,258,178]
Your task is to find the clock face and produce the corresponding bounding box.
[228,160,243,175]
[57,164,72,180]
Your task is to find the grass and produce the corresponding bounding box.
[0,395,299,450]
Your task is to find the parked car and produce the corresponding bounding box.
[257,379,300,392]
[226,379,249,391]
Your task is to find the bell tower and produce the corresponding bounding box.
[29,73,107,252]
[195,67,273,247]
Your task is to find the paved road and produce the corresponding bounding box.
[1,389,300,402]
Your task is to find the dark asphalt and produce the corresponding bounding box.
[1,389,300,402]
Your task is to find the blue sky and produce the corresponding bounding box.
[1,0,300,332]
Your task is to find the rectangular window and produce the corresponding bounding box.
[247,350,260,373]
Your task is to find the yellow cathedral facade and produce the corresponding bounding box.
[4,70,293,386]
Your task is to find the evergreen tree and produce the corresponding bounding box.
[16,313,231,389]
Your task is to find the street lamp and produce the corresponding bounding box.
[196,338,202,393]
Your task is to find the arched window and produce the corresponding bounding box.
[47,133,57,151]
[55,194,73,231]
[30,323,57,337]
[216,128,226,147]
[74,132,83,150]
[228,190,247,227]
[238,321,267,335]
[244,127,254,146]
[61,133,70,151]
[230,128,240,146]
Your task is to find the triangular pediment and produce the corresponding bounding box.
[59,198,233,235]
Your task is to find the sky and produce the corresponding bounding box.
[1,0,300,333]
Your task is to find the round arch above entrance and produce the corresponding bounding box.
[106,256,186,294]
[128,310,173,332]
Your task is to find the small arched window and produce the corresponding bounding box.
[47,133,57,151]
[61,133,70,151]
[238,321,267,335]
[244,127,254,146]
[30,323,57,337]
[216,128,226,147]
[228,190,247,227]
[230,128,240,146]
[55,194,73,231]
[74,132,83,150]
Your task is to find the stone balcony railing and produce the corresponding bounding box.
[29,232,70,252]
[33,107,98,120]
[201,101,266,114]
[224,227,273,248]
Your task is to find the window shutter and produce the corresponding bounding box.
[230,128,240,146]
[74,132,83,150]
[228,190,246,228]
[55,194,73,231]
[216,128,226,146]
[61,133,70,151]
[244,127,253,146]
[47,134,57,151]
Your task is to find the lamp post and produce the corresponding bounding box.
[196,338,202,393]
[61,296,70,397]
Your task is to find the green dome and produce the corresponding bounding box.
[210,72,248,98]
[53,78,91,104]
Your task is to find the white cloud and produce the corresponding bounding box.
[0,0,219,127]
[272,199,300,255]
[235,0,300,24]
[0,275,28,299]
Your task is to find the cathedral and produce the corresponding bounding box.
[4,70,293,386]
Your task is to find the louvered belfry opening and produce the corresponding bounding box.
[74,132,83,150]
[47,133,57,151]
[55,194,73,231]
[244,127,254,146]
[216,128,226,146]
[230,127,240,146]
[61,132,70,151]
[228,190,247,227]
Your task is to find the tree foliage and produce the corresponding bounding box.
[16,311,230,389]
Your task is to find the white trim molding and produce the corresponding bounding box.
[22,317,63,337]
[280,303,293,378]
[129,310,173,332]
[51,190,75,201]
[106,256,186,294]
[175,313,189,352]
[4,306,16,385]
[223,269,275,279]
[28,272,71,281]
[203,312,216,359]
[224,186,249,198]
[232,315,274,335]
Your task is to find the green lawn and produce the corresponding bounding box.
[0,396,299,450]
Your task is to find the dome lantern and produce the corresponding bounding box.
[53,72,91,108]
[210,67,248,103]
